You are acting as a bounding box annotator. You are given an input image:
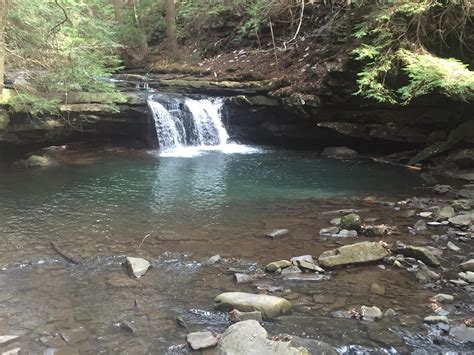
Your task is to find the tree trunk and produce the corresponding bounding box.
[165,0,179,60]
[0,0,6,91]
[112,0,123,24]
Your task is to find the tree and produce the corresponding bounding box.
[0,0,6,91]
[165,0,179,60]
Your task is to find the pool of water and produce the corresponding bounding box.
[5,146,469,354]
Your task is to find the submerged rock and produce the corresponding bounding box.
[369,282,386,296]
[433,185,452,194]
[186,331,218,350]
[213,292,292,319]
[318,241,390,268]
[125,257,151,278]
[266,229,289,240]
[322,147,358,159]
[340,213,362,231]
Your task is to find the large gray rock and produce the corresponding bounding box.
[213,292,292,319]
[216,320,305,355]
[318,242,390,268]
[322,147,358,159]
[125,257,151,278]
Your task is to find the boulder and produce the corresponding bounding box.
[216,320,305,355]
[125,257,151,278]
[318,241,390,268]
[266,260,292,273]
[460,259,474,271]
[186,331,218,350]
[340,213,362,231]
[322,147,358,159]
[397,245,440,267]
[213,292,292,319]
[454,149,474,169]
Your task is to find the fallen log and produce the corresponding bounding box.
[50,241,81,264]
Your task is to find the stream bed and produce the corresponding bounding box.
[0,146,472,354]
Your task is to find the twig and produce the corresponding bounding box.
[50,241,81,264]
[283,0,305,49]
[48,0,69,40]
[137,234,151,249]
[268,19,280,72]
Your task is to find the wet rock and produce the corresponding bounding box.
[0,336,19,346]
[454,149,474,169]
[460,259,474,271]
[340,213,362,231]
[289,337,337,355]
[433,185,452,194]
[322,147,358,159]
[336,229,358,238]
[437,207,456,221]
[186,331,217,350]
[459,271,474,283]
[216,320,305,354]
[361,305,383,321]
[452,199,471,212]
[449,213,474,227]
[266,260,292,273]
[20,155,52,168]
[229,309,263,323]
[416,265,440,282]
[447,241,461,252]
[280,266,302,275]
[290,255,325,273]
[430,294,454,303]
[266,229,289,240]
[369,282,386,296]
[319,226,339,236]
[125,257,151,278]
[213,292,292,319]
[318,241,390,268]
[414,220,427,232]
[449,279,469,286]
[396,245,440,267]
[449,324,474,343]
[424,316,449,324]
[329,218,341,226]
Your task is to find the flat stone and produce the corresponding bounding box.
[213,292,292,319]
[290,255,325,273]
[266,260,292,272]
[186,331,218,350]
[337,229,358,238]
[447,241,461,252]
[361,305,383,321]
[318,241,390,268]
[229,309,263,323]
[419,212,433,218]
[424,316,449,324]
[234,273,254,284]
[369,282,386,296]
[266,229,289,239]
[319,226,339,236]
[460,259,474,271]
[125,257,151,278]
[280,266,302,275]
[0,336,19,346]
[449,324,474,343]
[397,245,440,267]
[430,294,454,303]
[449,213,474,227]
[282,273,329,282]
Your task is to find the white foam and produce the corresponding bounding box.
[157,143,263,158]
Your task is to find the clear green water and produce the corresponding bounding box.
[0,147,420,251]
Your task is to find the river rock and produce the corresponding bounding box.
[424,316,449,324]
[318,241,390,268]
[266,260,292,272]
[319,226,339,236]
[447,241,461,252]
[229,309,263,323]
[361,305,383,321]
[125,257,151,278]
[337,229,358,238]
[329,218,341,226]
[280,266,302,275]
[340,213,362,231]
[213,292,292,319]
[0,336,19,346]
[433,185,452,194]
[416,265,440,282]
[289,337,337,355]
[437,206,456,220]
[460,259,474,271]
[208,255,221,264]
[430,294,454,303]
[266,229,289,240]
[414,220,427,232]
[452,199,471,212]
[449,324,474,343]
[291,255,325,272]
[449,213,474,227]
[186,331,217,350]
[1,349,20,355]
[397,245,440,267]
[216,320,304,354]
[459,271,474,283]
[322,147,358,159]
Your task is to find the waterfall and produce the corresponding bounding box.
[147,95,229,151]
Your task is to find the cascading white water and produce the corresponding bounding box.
[148,99,187,148]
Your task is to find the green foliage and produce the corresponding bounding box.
[352,0,474,104]
[8,92,61,115]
